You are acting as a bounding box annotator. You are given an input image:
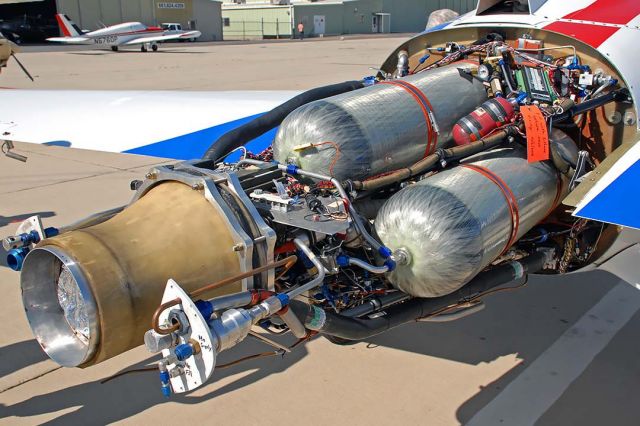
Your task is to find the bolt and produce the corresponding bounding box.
[623,112,636,126]
[145,172,157,180]
[393,248,412,266]
[191,182,204,190]
[608,111,622,125]
[130,180,143,191]
[233,244,245,252]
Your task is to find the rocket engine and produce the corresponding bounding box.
[5,29,630,397]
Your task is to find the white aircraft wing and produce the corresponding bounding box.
[122,31,202,46]
[46,36,92,44]
[0,90,297,160]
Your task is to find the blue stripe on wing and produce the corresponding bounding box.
[574,158,640,229]
[124,112,276,161]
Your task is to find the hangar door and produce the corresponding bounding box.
[372,13,390,33]
[313,15,325,36]
[0,0,58,43]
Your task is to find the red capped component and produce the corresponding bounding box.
[452,97,515,146]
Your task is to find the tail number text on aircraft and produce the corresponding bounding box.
[94,36,118,44]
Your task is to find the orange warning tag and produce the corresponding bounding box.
[520,105,549,163]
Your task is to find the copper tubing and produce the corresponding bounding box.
[189,255,297,298]
[152,298,182,335]
[351,126,517,192]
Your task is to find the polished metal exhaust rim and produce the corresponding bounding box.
[21,246,99,367]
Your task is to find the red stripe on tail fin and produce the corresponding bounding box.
[55,14,80,37]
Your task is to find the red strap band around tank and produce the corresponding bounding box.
[392,80,439,155]
[461,164,520,255]
[378,80,437,157]
[543,172,564,220]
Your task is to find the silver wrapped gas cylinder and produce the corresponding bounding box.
[273,64,487,181]
[375,145,566,298]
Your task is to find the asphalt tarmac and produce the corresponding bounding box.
[1,36,639,425]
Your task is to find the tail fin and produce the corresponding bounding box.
[55,14,82,37]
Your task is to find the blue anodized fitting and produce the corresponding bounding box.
[7,247,29,271]
[384,258,397,272]
[378,246,393,259]
[418,54,430,64]
[158,363,172,398]
[286,164,299,175]
[195,299,214,320]
[174,343,194,362]
[276,293,290,307]
[336,254,350,267]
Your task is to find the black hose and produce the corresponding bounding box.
[289,251,548,341]
[554,88,630,122]
[350,125,519,192]
[201,80,365,162]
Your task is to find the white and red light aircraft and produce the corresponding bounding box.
[46,13,201,52]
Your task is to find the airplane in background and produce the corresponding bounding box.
[46,13,201,52]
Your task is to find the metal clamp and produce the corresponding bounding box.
[131,162,276,291]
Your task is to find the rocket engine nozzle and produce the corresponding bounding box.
[20,179,260,367]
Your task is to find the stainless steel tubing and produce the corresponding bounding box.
[238,159,386,254]
[207,292,254,312]
[346,257,390,274]
[278,308,307,338]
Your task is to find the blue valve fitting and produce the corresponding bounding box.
[286,164,298,175]
[418,54,430,64]
[174,343,194,362]
[384,258,397,272]
[566,57,590,72]
[158,363,172,398]
[515,91,528,104]
[378,246,393,259]
[297,249,314,269]
[276,293,290,307]
[195,299,214,320]
[7,247,29,271]
[534,228,549,244]
[161,384,172,398]
[44,227,59,238]
[9,227,59,251]
[336,254,350,267]
[362,76,377,86]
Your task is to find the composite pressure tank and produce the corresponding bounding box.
[375,144,567,298]
[272,63,487,181]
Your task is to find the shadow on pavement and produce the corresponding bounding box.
[0,269,632,424]
[0,340,49,379]
[0,335,312,424]
[362,269,630,424]
[0,212,56,228]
